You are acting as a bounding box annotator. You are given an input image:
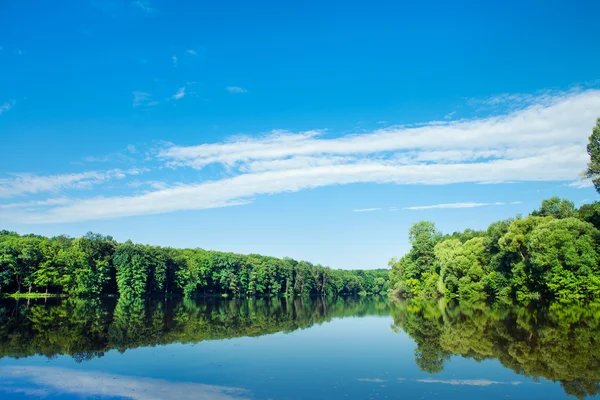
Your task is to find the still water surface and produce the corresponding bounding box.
[0,297,598,399]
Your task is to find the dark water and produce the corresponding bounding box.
[0,297,598,399]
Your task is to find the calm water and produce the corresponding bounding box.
[0,297,598,399]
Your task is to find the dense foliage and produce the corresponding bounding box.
[389,198,600,302]
[390,298,600,399]
[0,296,389,361]
[0,231,389,299]
[584,118,600,194]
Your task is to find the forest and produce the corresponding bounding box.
[389,198,600,302]
[0,230,389,299]
[389,120,600,303]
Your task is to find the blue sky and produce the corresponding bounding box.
[1,0,599,269]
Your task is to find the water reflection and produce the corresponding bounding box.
[0,296,389,361]
[390,299,600,399]
[0,366,250,400]
[0,296,599,398]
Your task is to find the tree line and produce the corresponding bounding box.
[0,230,389,299]
[389,197,600,302]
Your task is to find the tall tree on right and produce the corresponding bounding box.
[584,118,600,194]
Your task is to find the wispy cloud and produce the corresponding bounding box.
[131,0,157,13]
[444,111,456,120]
[83,145,142,164]
[172,55,178,67]
[403,201,522,210]
[169,82,196,101]
[186,49,197,55]
[0,168,145,198]
[0,100,15,115]
[463,86,592,113]
[225,86,248,94]
[358,378,386,382]
[0,366,249,400]
[568,179,594,189]
[128,180,170,190]
[159,90,599,177]
[0,198,72,210]
[132,91,157,107]
[352,208,381,212]
[171,86,186,100]
[1,89,598,223]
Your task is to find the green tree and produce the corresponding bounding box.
[389,221,442,298]
[0,238,19,292]
[532,197,576,219]
[528,218,600,301]
[577,202,600,230]
[113,244,149,298]
[34,240,61,294]
[583,118,600,194]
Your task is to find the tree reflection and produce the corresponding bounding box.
[2,296,598,399]
[0,296,389,362]
[390,299,600,398]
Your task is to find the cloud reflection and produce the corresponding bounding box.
[416,378,523,386]
[0,366,251,400]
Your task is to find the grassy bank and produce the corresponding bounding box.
[2,292,64,299]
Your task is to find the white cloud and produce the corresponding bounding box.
[0,198,72,209]
[0,366,249,400]
[83,146,143,164]
[240,154,353,173]
[1,89,598,223]
[132,91,156,107]
[465,89,562,112]
[171,86,186,100]
[376,120,388,125]
[352,208,381,212]
[225,86,248,94]
[186,49,197,55]
[126,167,149,175]
[403,201,522,210]
[0,100,15,115]
[172,55,177,66]
[159,90,600,175]
[0,169,142,198]
[358,378,386,382]
[128,180,170,190]
[131,1,157,13]
[444,111,456,120]
[568,179,594,188]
